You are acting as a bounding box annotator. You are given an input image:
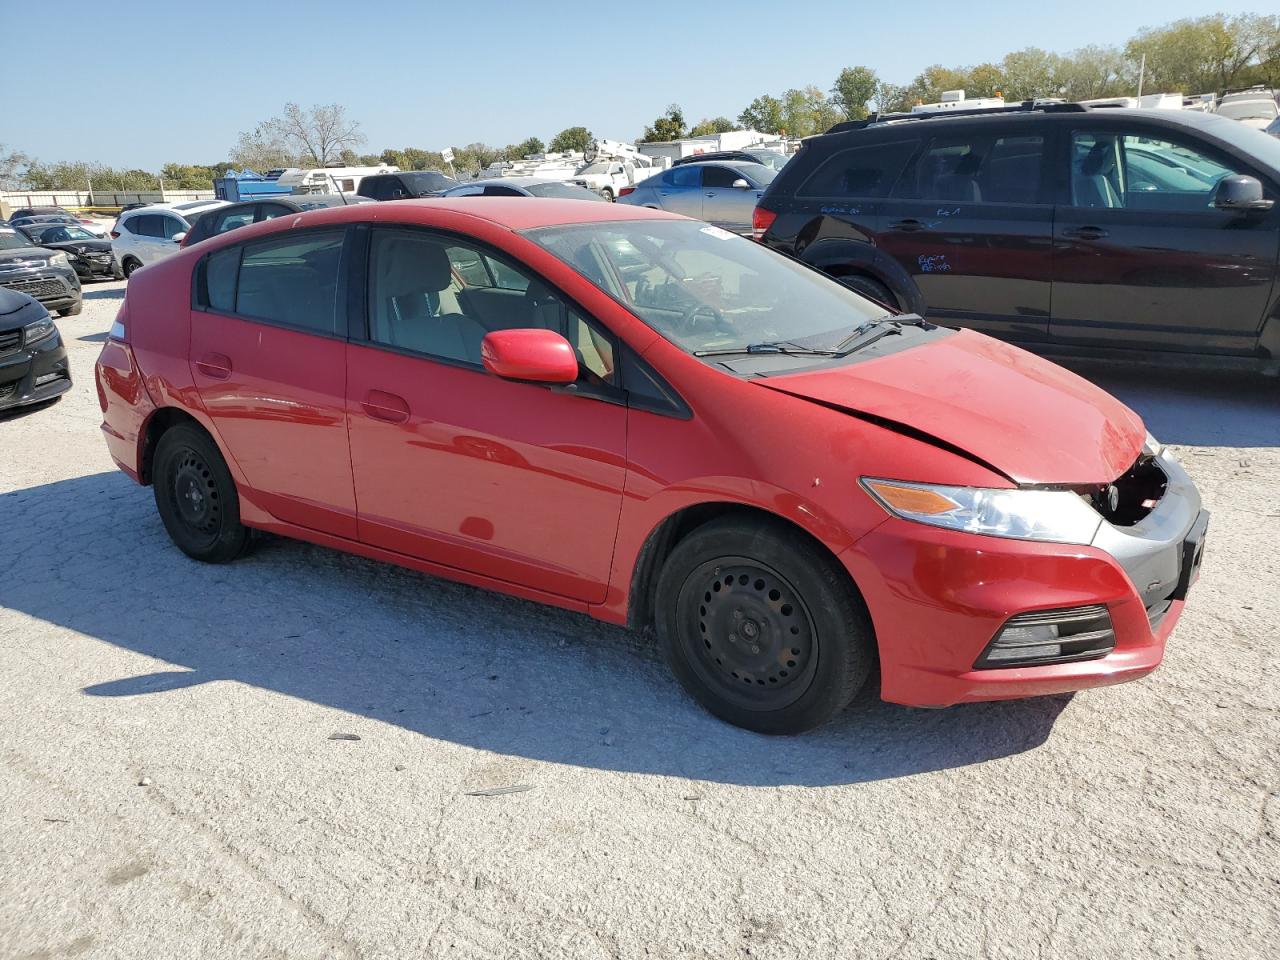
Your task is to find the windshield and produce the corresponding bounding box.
[1198,113,1280,175]
[36,225,96,242]
[525,182,606,201]
[524,219,890,355]
[748,152,789,171]
[1218,100,1279,122]
[0,230,36,251]
[404,172,455,192]
[731,162,778,185]
[579,162,617,175]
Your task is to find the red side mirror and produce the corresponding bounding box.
[481,328,579,384]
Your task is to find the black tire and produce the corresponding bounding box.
[835,273,897,309]
[600,187,614,202]
[654,516,874,734]
[122,257,142,278]
[58,300,82,317]
[153,423,251,563]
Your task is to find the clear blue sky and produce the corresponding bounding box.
[3,0,1270,169]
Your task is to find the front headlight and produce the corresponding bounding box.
[1143,431,1164,459]
[48,251,70,267]
[862,478,1102,545]
[23,316,57,346]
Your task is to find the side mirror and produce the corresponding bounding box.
[1212,175,1274,212]
[731,178,752,189]
[171,232,187,243]
[481,328,579,384]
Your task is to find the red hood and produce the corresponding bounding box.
[756,329,1144,485]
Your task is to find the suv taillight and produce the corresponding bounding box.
[110,231,120,239]
[751,206,777,241]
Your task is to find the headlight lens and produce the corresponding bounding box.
[862,478,1103,545]
[23,316,57,346]
[1143,431,1164,458]
[48,251,70,267]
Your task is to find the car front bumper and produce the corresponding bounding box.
[0,264,82,311]
[0,330,72,411]
[843,452,1205,708]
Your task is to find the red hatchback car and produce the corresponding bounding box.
[95,199,1207,733]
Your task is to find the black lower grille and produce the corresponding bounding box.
[0,329,19,356]
[0,381,17,401]
[975,605,1116,669]
[2,277,65,301]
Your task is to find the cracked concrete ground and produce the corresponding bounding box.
[1,278,1277,959]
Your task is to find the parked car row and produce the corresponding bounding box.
[0,286,71,412]
[0,226,83,317]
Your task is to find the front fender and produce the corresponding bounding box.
[801,237,924,314]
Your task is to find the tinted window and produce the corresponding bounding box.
[402,172,455,194]
[525,182,605,201]
[481,185,524,197]
[0,231,35,251]
[235,230,345,333]
[703,166,742,188]
[131,214,164,237]
[204,247,239,313]
[799,139,918,198]
[367,229,614,382]
[895,134,1045,204]
[212,210,256,236]
[664,166,701,188]
[1070,131,1240,211]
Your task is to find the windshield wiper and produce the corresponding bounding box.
[831,313,933,354]
[694,340,841,358]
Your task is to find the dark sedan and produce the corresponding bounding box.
[0,287,71,411]
[17,223,122,280]
[0,228,83,316]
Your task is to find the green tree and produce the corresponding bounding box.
[640,104,686,142]
[1126,13,1279,93]
[738,94,784,134]
[379,147,446,171]
[780,86,842,138]
[831,66,879,120]
[549,126,593,153]
[965,63,1006,98]
[1,144,31,190]
[999,48,1064,100]
[504,136,545,158]
[689,116,738,137]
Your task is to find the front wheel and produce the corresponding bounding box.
[58,300,82,317]
[122,257,142,278]
[153,423,251,563]
[654,516,874,734]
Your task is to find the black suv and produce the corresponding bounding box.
[0,287,71,411]
[356,171,458,201]
[756,104,1280,370]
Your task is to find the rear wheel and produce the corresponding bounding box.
[654,516,874,734]
[835,273,897,309]
[153,423,250,563]
[600,187,615,202]
[122,257,142,278]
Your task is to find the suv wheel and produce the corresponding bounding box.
[654,516,874,734]
[600,187,615,202]
[835,273,897,309]
[153,423,251,563]
[58,300,82,317]
[122,257,142,278]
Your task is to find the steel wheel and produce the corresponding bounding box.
[676,556,819,711]
[152,423,250,563]
[167,447,223,547]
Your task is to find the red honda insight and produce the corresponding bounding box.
[95,199,1207,733]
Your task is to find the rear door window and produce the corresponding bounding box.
[702,166,741,188]
[204,246,240,312]
[799,139,918,198]
[132,214,165,237]
[894,133,1046,204]
[663,166,701,188]
[233,230,346,334]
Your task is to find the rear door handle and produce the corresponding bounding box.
[890,218,924,232]
[195,352,232,380]
[1063,226,1108,240]
[361,389,410,424]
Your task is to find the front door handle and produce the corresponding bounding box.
[1063,226,1108,240]
[195,353,232,380]
[362,389,410,424]
[890,218,925,232]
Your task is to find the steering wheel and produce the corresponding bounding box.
[678,301,725,335]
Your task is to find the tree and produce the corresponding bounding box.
[233,102,365,169]
[1056,45,1130,100]
[0,144,30,190]
[160,162,228,189]
[1000,48,1064,100]
[506,136,545,158]
[831,66,879,121]
[379,147,445,171]
[1126,13,1280,93]
[549,126,593,154]
[966,63,1006,98]
[872,81,911,114]
[780,86,842,138]
[689,116,738,137]
[738,94,784,134]
[640,104,686,142]
[230,122,297,172]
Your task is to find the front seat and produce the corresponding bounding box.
[373,236,488,363]
[1073,143,1121,209]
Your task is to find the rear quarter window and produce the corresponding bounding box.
[797,139,919,198]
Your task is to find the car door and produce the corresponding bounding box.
[345,226,627,603]
[654,165,703,218]
[700,165,763,233]
[1051,123,1280,354]
[874,127,1055,341]
[128,214,174,264]
[189,228,358,537]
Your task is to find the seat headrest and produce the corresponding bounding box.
[1081,142,1113,177]
[375,235,453,299]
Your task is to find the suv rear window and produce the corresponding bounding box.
[798,140,918,198]
[894,134,1045,204]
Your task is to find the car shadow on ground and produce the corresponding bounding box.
[1060,361,1280,448]
[0,472,1071,787]
[80,285,126,302]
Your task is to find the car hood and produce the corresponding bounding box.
[0,247,51,267]
[41,240,112,254]
[755,329,1145,485]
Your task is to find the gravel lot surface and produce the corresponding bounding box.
[1,279,1277,959]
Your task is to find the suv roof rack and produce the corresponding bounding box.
[825,100,1089,136]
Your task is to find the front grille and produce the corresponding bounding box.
[0,381,17,401]
[975,604,1116,669]
[1,276,65,301]
[0,328,20,356]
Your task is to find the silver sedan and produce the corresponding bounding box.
[616,161,777,234]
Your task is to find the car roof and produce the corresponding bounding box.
[455,177,568,188]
